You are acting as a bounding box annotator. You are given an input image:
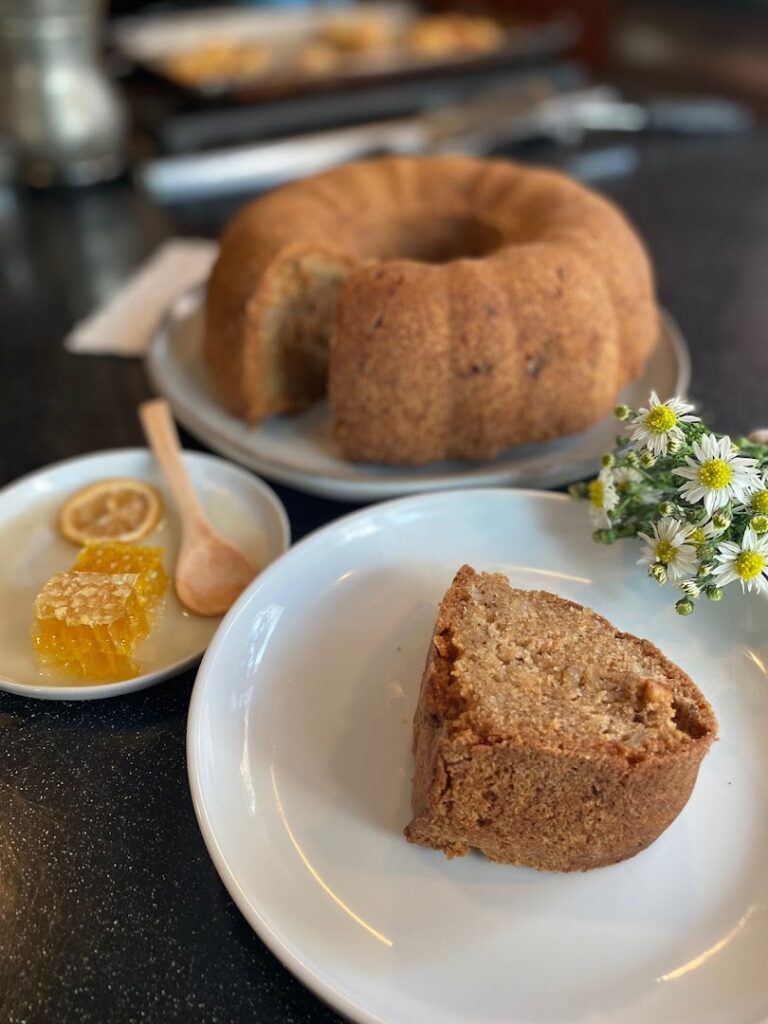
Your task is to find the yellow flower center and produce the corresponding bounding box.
[645,405,677,434]
[690,528,706,545]
[699,458,733,490]
[588,479,604,508]
[655,539,677,564]
[751,490,768,514]
[735,550,766,581]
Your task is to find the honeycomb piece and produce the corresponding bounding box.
[73,542,168,612]
[32,572,149,680]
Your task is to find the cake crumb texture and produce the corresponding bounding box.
[404,565,717,871]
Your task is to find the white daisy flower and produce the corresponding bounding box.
[612,465,663,506]
[687,517,724,546]
[674,433,760,517]
[629,392,697,456]
[712,529,768,594]
[638,517,698,582]
[612,466,642,491]
[745,478,768,516]
[587,469,618,528]
[638,487,663,507]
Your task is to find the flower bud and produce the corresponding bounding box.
[625,450,640,467]
[601,453,615,469]
[593,529,616,545]
[697,562,714,578]
[675,598,695,616]
[750,514,768,535]
[678,579,701,599]
[666,435,683,455]
[696,543,715,562]
[658,501,676,517]
[712,510,731,531]
[648,563,668,585]
[639,450,656,468]
[705,586,723,602]
[614,404,632,422]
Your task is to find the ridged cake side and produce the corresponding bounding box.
[205,156,657,462]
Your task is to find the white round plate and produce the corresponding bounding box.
[0,448,289,700]
[189,489,768,1024]
[147,288,690,502]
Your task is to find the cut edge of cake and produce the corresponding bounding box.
[404,565,718,871]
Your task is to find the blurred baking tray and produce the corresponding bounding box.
[112,3,578,107]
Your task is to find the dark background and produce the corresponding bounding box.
[1,0,768,1020]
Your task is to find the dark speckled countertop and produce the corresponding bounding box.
[1,132,768,1023]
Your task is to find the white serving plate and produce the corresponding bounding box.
[0,448,289,700]
[188,488,768,1024]
[147,289,690,502]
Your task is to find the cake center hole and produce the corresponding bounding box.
[358,214,503,264]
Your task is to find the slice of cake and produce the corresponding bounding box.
[404,566,717,871]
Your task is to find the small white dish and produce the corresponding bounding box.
[0,448,289,700]
[188,489,768,1024]
[147,287,690,502]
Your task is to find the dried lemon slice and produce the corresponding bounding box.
[58,479,164,545]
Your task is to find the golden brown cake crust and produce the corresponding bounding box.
[404,566,717,871]
[205,156,657,461]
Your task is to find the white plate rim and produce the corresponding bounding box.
[0,447,291,701]
[147,287,691,502]
[186,486,768,1024]
[187,486,572,1024]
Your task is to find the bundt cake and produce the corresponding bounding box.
[404,566,717,871]
[205,156,657,465]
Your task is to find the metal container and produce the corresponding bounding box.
[0,0,127,186]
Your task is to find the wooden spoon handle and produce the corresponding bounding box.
[139,399,205,522]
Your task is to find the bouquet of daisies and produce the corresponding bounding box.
[573,392,768,614]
